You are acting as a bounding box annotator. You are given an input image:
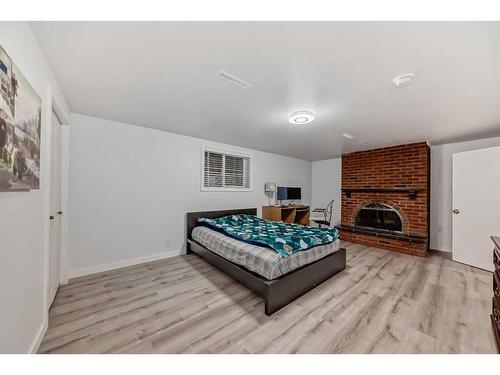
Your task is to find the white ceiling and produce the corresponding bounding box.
[30,22,500,161]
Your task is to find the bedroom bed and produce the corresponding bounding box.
[186,208,346,316]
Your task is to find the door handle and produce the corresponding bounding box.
[49,215,55,220]
[58,210,63,215]
[452,209,460,214]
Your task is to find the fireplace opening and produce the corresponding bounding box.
[355,203,403,232]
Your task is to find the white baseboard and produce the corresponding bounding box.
[48,284,58,307]
[29,318,48,354]
[68,249,182,279]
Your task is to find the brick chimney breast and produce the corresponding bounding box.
[339,142,430,256]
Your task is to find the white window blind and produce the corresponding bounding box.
[203,149,250,190]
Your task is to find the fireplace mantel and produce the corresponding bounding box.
[341,187,424,199]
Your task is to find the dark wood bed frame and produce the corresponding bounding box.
[186,208,346,316]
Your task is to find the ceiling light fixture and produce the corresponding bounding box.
[392,73,414,88]
[288,111,314,125]
[342,133,354,139]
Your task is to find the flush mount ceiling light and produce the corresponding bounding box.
[342,133,354,139]
[392,73,414,88]
[288,111,314,125]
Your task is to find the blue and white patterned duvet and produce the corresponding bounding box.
[198,214,339,257]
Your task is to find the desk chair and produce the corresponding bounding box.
[312,200,334,228]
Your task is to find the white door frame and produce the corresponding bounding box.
[42,85,70,314]
[52,98,70,286]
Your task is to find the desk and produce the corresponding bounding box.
[262,205,310,226]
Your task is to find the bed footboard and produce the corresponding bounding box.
[187,239,345,316]
[263,248,346,315]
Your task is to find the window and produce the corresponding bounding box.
[202,148,251,191]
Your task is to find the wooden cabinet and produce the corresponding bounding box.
[491,236,500,354]
[262,205,310,226]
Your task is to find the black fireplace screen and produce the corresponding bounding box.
[355,203,403,232]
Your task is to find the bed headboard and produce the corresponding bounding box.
[186,208,257,241]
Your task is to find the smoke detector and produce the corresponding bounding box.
[218,70,251,88]
[288,111,314,125]
[392,73,414,88]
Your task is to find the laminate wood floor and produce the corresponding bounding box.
[39,241,495,354]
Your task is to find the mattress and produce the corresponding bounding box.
[191,226,340,280]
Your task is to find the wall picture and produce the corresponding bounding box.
[0,45,42,191]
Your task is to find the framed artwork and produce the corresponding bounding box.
[0,44,42,191]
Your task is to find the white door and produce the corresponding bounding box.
[48,111,63,305]
[452,146,500,271]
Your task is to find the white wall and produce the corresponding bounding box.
[430,136,500,252]
[311,158,341,226]
[68,113,312,276]
[0,22,70,353]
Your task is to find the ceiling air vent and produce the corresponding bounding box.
[218,71,251,88]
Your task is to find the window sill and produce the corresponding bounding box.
[200,187,253,192]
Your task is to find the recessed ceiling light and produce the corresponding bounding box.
[392,73,414,88]
[288,111,314,125]
[342,133,354,139]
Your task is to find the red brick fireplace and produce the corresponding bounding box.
[338,142,430,256]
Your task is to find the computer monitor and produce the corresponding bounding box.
[287,187,301,200]
[277,186,288,201]
[276,186,301,201]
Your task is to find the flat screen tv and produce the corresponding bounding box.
[277,186,301,201]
